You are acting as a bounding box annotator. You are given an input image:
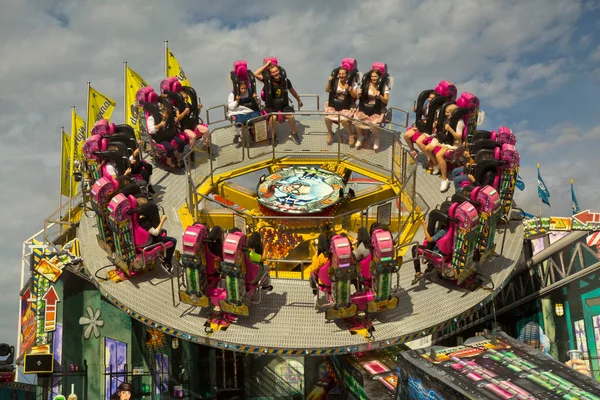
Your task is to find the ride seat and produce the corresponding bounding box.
[160,76,182,93]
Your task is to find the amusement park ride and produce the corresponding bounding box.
[71,57,528,359]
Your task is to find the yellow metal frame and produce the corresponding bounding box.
[178,154,423,280]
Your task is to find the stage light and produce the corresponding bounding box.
[555,303,564,317]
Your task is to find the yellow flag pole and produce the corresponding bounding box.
[85,81,91,140]
[124,61,127,119]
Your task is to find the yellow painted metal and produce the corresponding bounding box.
[178,204,194,230]
[217,182,259,210]
[184,153,423,280]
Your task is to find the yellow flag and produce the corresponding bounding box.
[71,108,87,162]
[125,66,149,139]
[87,86,116,134]
[166,48,191,87]
[60,129,74,197]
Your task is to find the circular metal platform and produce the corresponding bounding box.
[79,118,524,355]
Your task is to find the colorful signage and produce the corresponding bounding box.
[257,167,344,214]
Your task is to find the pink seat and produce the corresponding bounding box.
[160,76,182,93]
[315,260,332,294]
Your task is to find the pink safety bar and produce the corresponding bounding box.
[91,119,110,136]
[341,58,357,71]
[222,231,246,265]
[501,143,520,168]
[371,62,388,74]
[495,126,516,145]
[182,224,207,256]
[233,60,249,82]
[371,229,394,260]
[91,177,117,205]
[83,134,102,161]
[434,80,458,100]
[160,76,182,93]
[454,201,479,231]
[330,235,353,268]
[263,57,278,66]
[456,92,480,111]
[136,87,158,105]
[434,202,459,256]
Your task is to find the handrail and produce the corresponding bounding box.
[297,93,320,111]
[184,109,419,236]
[206,104,228,125]
[388,106,410,129]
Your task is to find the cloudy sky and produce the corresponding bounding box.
[1,0,599,347]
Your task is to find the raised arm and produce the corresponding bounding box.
[253,60,272,82]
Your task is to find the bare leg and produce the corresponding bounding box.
[355,126,365,148]
[372,127,380,150]
[436,148,449,180]
[341,120,355,146]
[287,115,297,134]
[404,127,419,154]
[185,129,197,148]
[436,147,451,192]
[324,118,334,144]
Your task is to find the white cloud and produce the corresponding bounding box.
[0,0,598,344]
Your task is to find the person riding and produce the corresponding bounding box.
[422,104,465,192]
[227,80,262,145]
[178,90,211,149]
[136,197,177,272]
[147,103,185,168]
[353,69,390,151]
[254,60,303,145]
[323,67,358,145]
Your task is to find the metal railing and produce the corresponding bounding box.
[184,107,416,221]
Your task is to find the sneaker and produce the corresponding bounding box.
[431,165,440,175]
[290,132,301,145]
[440,179,451,192]
[373,139,380,151]
[233,134,240,145]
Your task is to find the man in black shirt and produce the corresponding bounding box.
[255,60,303,144]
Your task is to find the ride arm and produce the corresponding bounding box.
[253,60,272,82]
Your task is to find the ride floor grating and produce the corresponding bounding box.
[79,118,523,352]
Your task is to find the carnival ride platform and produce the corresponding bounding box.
[78,115,524,356]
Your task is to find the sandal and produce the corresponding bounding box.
[411,272,424,285]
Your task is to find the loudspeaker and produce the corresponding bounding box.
[24,353,54,374]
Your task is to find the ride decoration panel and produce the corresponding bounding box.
[257,166,345,214]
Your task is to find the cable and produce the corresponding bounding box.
[94,264,118,281]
